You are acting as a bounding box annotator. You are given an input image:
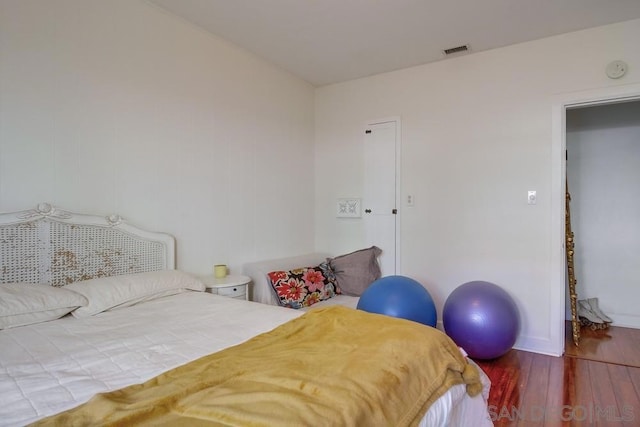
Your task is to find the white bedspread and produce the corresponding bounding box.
[0,292,491,426]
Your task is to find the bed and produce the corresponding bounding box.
[0,203,493,426]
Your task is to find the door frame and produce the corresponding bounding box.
[551,83,640,356]
[365,116,402,275]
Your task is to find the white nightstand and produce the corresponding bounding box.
[200,274,251,301]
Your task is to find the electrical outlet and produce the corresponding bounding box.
[407,194,414,207]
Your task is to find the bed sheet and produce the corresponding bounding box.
[0,292,491,426]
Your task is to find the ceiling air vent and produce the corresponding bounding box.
[442,44,470,56]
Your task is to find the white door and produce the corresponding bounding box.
[363,120,398,276]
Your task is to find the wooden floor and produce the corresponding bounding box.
[474,325,640,426]
[564,322,640,368]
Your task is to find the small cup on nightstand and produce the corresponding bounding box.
[214,264,227,278]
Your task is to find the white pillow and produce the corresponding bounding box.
[0,283,88,329]
[64,270,205,318]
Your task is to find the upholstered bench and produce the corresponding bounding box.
[242,253,360,311]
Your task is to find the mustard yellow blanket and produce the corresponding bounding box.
[34,306,482,427]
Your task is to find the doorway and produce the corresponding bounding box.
[363,118,401,276]
[565,100,640,329]
[552,84,640,356]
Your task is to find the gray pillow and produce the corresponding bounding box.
[328,246,382,296]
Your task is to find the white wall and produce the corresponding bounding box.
[0,0,316,275]
[315,19,640,355]
[2,1,639,355]
[566,101,640,328]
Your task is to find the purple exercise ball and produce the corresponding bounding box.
[443,281,520,360]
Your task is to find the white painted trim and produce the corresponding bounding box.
[514,336,564,358]
[365,116,402,275]
[550,83,640,356]
[549,103,566,357]
[609,314,640,329]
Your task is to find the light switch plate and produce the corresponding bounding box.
[336,198,361,217]
[528,190,537,205]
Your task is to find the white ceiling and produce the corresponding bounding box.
[149,0,640,86]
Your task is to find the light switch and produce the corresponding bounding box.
[527,191,537,205]
[336,198,361,217]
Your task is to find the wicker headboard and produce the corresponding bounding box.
[0,203,175,286]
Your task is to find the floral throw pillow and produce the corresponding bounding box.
[267,262,340,309]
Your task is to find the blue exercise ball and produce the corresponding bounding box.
[357,275,437,327]
[443,281,520,360]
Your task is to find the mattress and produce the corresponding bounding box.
[0,292,491,426]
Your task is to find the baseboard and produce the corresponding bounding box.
[513,335,563,357]
[436,319,563,357]
[610,314,640,329]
